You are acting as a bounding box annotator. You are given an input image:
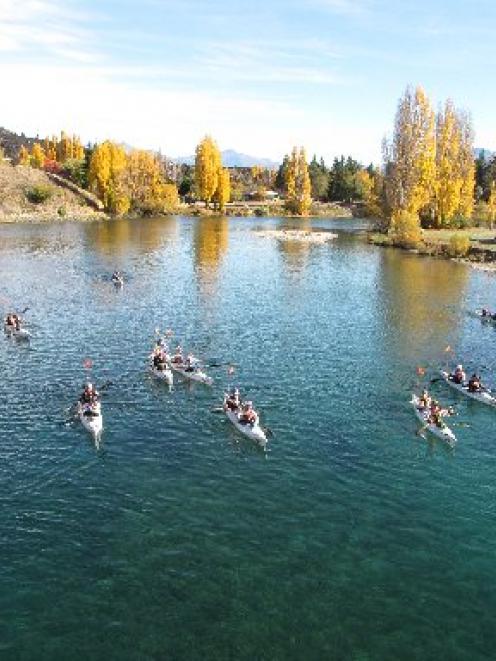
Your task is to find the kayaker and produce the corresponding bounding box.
[240,402,257,425]
[172,346,183,364]
[184,353,198,372]
[468,373,483,393]
[80,383,99,405]
[451,365,466,385]
[5,314,15,327]
[418,389,431,409]
[481,308,491,317]
[224,388,241,411]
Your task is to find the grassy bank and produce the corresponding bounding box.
[368,227,496,262]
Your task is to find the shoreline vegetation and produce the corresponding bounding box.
[2,81,496,263]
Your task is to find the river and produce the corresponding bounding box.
[1,216,495,660]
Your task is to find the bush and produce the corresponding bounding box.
[389,210,422,249]
[447,233,471,257]
[254,207,267,217]
[25,184,53,204]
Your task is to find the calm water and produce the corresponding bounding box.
[1,216,496,661]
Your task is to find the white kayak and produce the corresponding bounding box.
[439,370,496,408]
[411,395,456,445]
[171,362,213,385]
[224,407,267,449]
[77,401,103,437]
[4,323,30,340]
[149,363,173,386]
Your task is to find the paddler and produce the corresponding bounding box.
[451,364,466,385]
[240,401,257,425]
[418,389,431,409]
[224,388,241,411]
[184,353,198,372]
[171,345,183,365]
[429,400,444,428]
[80,382,99,405]
[468,373,483,393]
[153,349,167,371]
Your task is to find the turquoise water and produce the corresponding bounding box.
[1,216,496,660]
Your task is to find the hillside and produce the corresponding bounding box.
[0,164,106,222]
[0,127,39,160]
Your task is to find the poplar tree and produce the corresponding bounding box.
[18,145,30,165]
[385,86,436,223]
[285,147,312,215]
[297,148,312,215]
[89,141,129,214]
[195,136,221,207]
[214,167,231,211]
[30,143,45,168]
[435,100,462,225]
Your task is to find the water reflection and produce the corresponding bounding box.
[192,217,229,298]
[379,249,468,363]
[84,216,178,256]
[275,218,312,272]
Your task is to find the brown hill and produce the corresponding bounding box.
[0,164,106,222]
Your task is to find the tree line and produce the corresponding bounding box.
[381,85,496,246]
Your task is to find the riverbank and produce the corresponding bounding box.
[368,227,496,266]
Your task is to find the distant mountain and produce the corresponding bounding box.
[175,149,279,169]
[474,147,495,160]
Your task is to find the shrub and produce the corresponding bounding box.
[254,207,266,217]
[25,184,53,204]
[57,206,66,217]
[447,233,471,257]
[389,210,422,249]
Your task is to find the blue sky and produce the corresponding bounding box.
[1,0,495,163]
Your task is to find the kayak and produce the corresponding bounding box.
[439,370,496,407]
[171,362,213,385]
[149,363,173,386]
[77,401,103,437]
[411,395,456,444]
[4,323,30,340]
[474,309,496,323]
[224,407,267,449]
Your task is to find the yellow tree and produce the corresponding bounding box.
[89,141,129,214]
[435,100,462,225]
[195,136,221,207]
[297,148,312,215]
[214,167,231,211]
[285,147,298,211]
[56,131,73,163]
[30,142,45,168]
[285,147,312,215]
[123,149,178,213]
[72,135,85,160]
[384,86,436,236]
[44,136,57,161]
[18,145,30,165]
